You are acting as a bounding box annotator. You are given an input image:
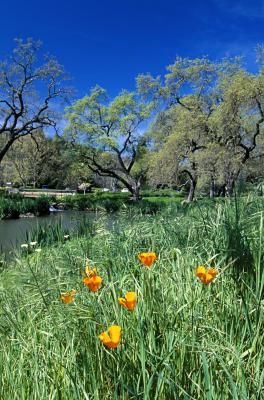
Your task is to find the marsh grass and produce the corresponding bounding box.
[0,196,263,399]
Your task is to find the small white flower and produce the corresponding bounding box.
[64,235,70,239]
[35,248,42,253]
[30,241,37,246]
[21,244,29,249]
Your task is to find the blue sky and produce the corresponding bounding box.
[1,0,264,97]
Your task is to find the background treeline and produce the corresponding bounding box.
[0,39,264,201]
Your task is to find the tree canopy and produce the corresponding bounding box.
[1,40,264,201]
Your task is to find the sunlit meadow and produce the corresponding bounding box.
[0,197,263,399]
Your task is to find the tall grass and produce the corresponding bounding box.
[0,193,50,219]
[0,196,263,399]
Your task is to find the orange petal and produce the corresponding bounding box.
[138,252,157,267]
[60,291,76,304]
[118,297,127,307]
[196,266,206,279]
[83,275,102,292]
[99,326,121,349]
[207,268,218,278]
[109,325,121,346]
[99,331,111,347]
[125,292,137,310]
[204,273,215,285]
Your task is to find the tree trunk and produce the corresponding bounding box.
[226,176,235,197]
[131,183,141,202]
[187,178,197,202]
[0,138,15,164]
[209,178,215,198]
[217,185,226,197]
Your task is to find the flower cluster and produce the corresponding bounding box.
[60,252,158,349]
[60,253,219,349]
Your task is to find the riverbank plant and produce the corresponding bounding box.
[0,196,263,399]
[0,193,50,219]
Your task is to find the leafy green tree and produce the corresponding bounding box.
[65,86,154,200]
[138,54,264,199]
[3,130,50,187]
[208,70,264,195]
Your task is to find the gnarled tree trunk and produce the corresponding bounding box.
[187,177,197,202]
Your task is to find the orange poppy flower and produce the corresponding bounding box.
[60,289,77,304]
[118,292,137,311]
[83,275,102,292]
[99,325,121,349]
[138,252,157,267]
[196,265,218,285]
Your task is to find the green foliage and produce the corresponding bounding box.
[0,193,50,219]
[0,196,20,219]
[96,198,123,213]
[65,85,155,200]
[0,197,263,398]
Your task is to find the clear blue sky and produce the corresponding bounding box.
[1,0,263,97]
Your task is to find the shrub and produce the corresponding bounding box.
[0,197,20,219]
[33,196,51,216]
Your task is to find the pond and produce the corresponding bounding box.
[0,211,99,257]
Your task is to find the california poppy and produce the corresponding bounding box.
[99,325,121,349]
[196,266,218,285]
[83,275,102,292]
[118,292,137,311]
[138,252,157,267]
[60,289,77,304]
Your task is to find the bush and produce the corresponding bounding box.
[32,196,51,216]
[0,194,51,219]
[0,197,20,219]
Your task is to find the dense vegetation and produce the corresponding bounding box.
[0,192,50,219]
[0,189,186,219]
[0,40,264,201]
[0,197,263,398]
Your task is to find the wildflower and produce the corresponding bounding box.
[138,252,157,267]
[35,248,42,253]
[99,325,121,349]
[60,289,77,304]
[83,274,102,292]
[64,235,70,240]
[30,241,37,246]
[196,265,218,285]
[21,244,29,249]
[118,292,137,311]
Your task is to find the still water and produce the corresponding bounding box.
[0,211,97,256]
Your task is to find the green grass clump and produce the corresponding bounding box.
[0,193,50,219]
[0,196,263,399]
